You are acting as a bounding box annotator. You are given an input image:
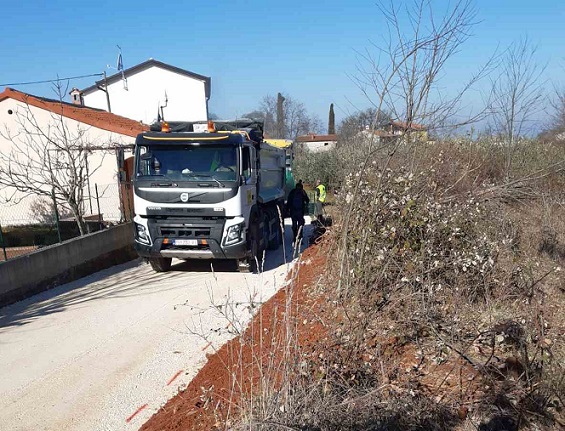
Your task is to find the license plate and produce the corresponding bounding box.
[173,239,198,246]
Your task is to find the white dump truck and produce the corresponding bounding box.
[132,120,289,272]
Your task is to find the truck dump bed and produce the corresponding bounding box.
[258,141,286,204]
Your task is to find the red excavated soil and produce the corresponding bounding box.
[140,244,329,431]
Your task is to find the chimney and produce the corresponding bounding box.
[69,88,84,106]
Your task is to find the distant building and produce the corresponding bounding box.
[0,88,147,224]
[358,128,395,144]
[386,120,428,141]
[295,134,338,153]
[79,59,211,124]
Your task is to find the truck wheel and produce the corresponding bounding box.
[249,231,261,273]
[262,212,272,250]
[248,215,262,273]
[149,257,172,272]
[267,209,282,250]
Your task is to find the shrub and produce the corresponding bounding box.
[235,137,565,431]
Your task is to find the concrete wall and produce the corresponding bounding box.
[0,223,137,307]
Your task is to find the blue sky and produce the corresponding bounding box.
[1,0,564,132]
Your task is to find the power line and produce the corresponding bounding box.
[0,73,104,87]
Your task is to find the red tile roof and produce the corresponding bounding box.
[388,120,427,131]
[295,133,338,143]
[0,87,148,137]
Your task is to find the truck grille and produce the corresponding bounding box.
[159,227,211,238]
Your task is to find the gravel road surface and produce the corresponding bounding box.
[0,219,311,431]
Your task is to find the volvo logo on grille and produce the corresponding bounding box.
[180,192,189,202]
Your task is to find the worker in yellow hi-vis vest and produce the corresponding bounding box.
[314,179,326,222]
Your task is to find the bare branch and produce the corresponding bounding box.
[0,92,108,234]
[353,0,493,134]
[488,36,546,175]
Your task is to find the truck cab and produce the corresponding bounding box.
[132,120,287,272]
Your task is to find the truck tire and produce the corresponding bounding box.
[247,212,263,273]
[149,257,172,272]
[262,212,272,250]
[267,208,282,250]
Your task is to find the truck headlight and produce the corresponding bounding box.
[225,223,244,245]
[135,223,151,245]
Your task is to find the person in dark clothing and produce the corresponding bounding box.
[287,181,309,243]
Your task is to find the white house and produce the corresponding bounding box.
[0,88,147,225]
[78,59,211,124]
[295,134,338,153]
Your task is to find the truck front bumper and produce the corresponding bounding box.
[134,239,248,260]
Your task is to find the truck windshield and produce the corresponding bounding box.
[136,144,238,183]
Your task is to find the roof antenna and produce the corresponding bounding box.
[117,45,128,90]
[107,45,128,90]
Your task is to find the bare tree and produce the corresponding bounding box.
[489,37,546,174]
[353,0,494,135]
[543,88,565,143]
[555,81,565,127]
[538,82,565,145]
[551,89,565,137]
[338,107,392,140]
[0,86,105,234]
[29,197,73,225]
[337,0,495,293]
[245,94,322,139]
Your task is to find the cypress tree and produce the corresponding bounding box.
[328,103,335,134]
[276,93,285,138]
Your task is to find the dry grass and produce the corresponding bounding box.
[233,137,565,431]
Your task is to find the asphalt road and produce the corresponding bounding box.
[0,219,312,431]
